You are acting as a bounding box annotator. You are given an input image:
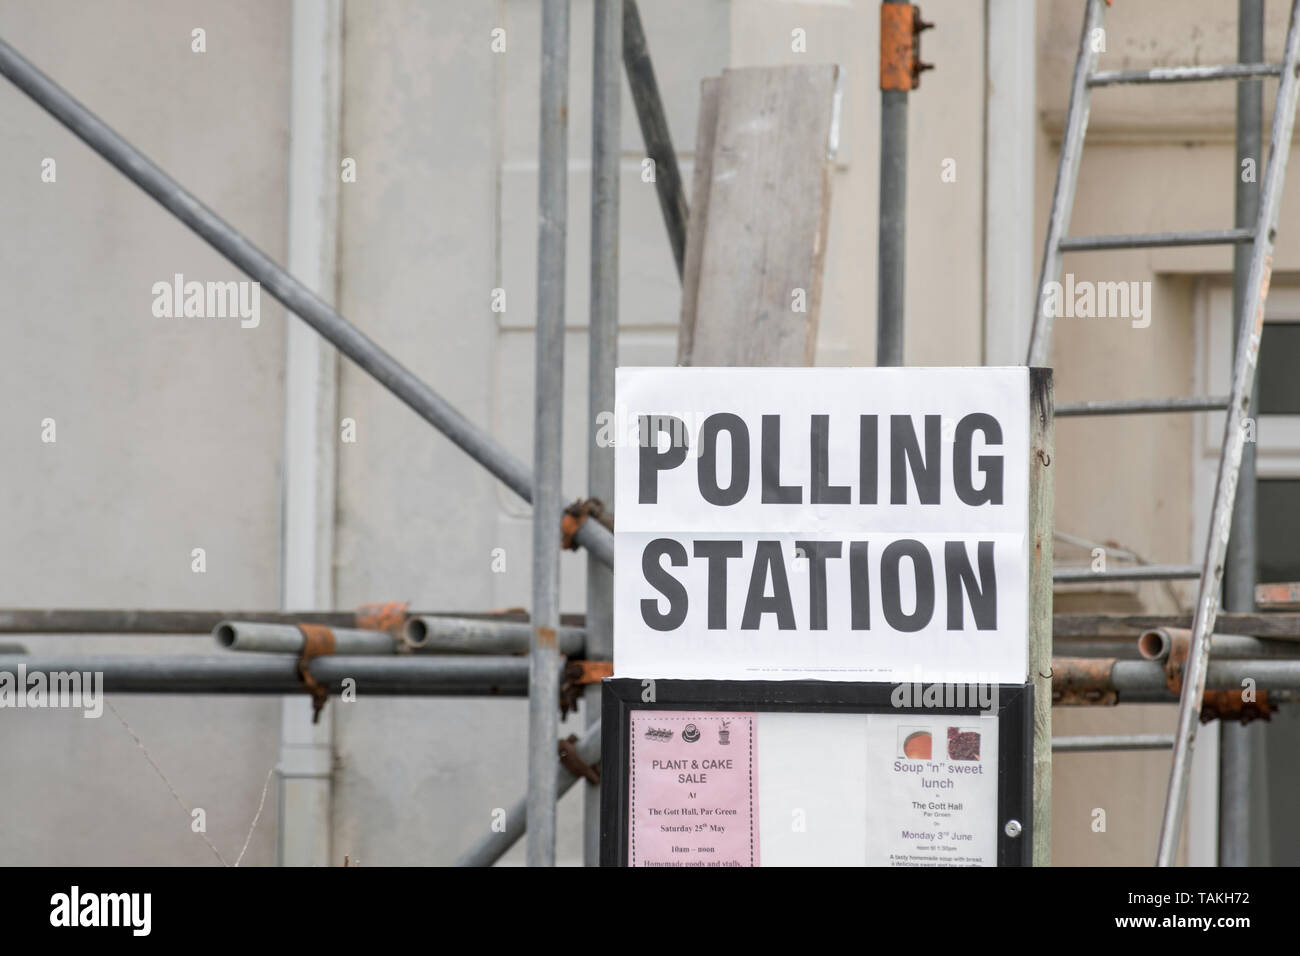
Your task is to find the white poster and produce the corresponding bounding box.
[752,711,1000,867]
[612,367,1029,683]
[864,712,999,866]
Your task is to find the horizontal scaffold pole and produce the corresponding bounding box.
[404,616,585,655]
[1052,656,1300,702]
[0,608,361,634]
[210,618,588,656]
[215,622,397,655]
[0,607,585,638]
[0,654,531,696]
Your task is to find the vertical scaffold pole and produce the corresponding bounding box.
[1220,0,1265,869]
[528,0,571,868]
[584,0,622,867]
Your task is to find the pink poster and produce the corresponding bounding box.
[628,711,758,867]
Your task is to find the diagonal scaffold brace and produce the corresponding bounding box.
[0,35,613,571]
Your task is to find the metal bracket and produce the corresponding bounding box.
[561,498,613,551]
[1052,658,1119,706]
[558,734,600,785]
[1199,689,1274,724]
[560,660,613,718]
[1161,629,1275,722]
[296,624,337,724]
[355,600,409,634]
[880,3,933,92]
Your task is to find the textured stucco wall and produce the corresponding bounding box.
[329,0,727,865]
[0,0,290,865]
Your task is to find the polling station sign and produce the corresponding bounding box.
[612,367,1029,684]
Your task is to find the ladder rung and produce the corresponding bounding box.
[1058,228,1254,251]
[1088,62,1283,87]
[1056,396,1230,417]
[1056,565,1201,583]
[1053,734,1174,753]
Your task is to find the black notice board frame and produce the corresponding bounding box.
[600,678,1033,867]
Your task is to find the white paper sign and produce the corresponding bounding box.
[612,367,1029,683]
[865,712,999,866]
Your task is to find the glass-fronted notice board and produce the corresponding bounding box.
[600,679,1032,867]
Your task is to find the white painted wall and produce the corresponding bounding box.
[0,0,289,865]
[327,0,728,865]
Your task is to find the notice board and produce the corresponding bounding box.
[604,367,1041,867]
[600,679,1033,867]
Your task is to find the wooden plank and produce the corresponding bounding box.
[686,64,839,366]
[1028,368,1055,867]
[1054,612,1300,639]
[676,76,720,365]
[1256,581,1300,610]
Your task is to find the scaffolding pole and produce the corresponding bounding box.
[1055,395,1229,416]
[622,0,686,278]
[403,616,586,655]
[1053,734,1174,752]
[0,654,530,695]
[583,0,621,869]
[1137,628,1300,661]
[214,620,582,659]
[0,608,368,633]
[215,622,397,655]
[1220,0,1266,869]
[877,0,911,367]
[1053,657,1300,700]
[457,721,602,867]
[0,607,572,636]
[0,36,613,571]
[528,0,570,869]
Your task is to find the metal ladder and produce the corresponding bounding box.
[1026,0,1300,865]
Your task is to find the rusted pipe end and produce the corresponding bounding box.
[1138,628,1171,661]
[403,618,431,648]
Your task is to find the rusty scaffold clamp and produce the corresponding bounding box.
[1162,629,1274,724]
[560,660,614,718]
[558,734,600,785]
[295,623,337,723]
[561,498,614,551]
[880,2,934,92]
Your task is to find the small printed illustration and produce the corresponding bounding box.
[947,727,981,761]
[898,728,932,760]
[644,726,674,742]
[718,720,731,745]
[681,722,701,743]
